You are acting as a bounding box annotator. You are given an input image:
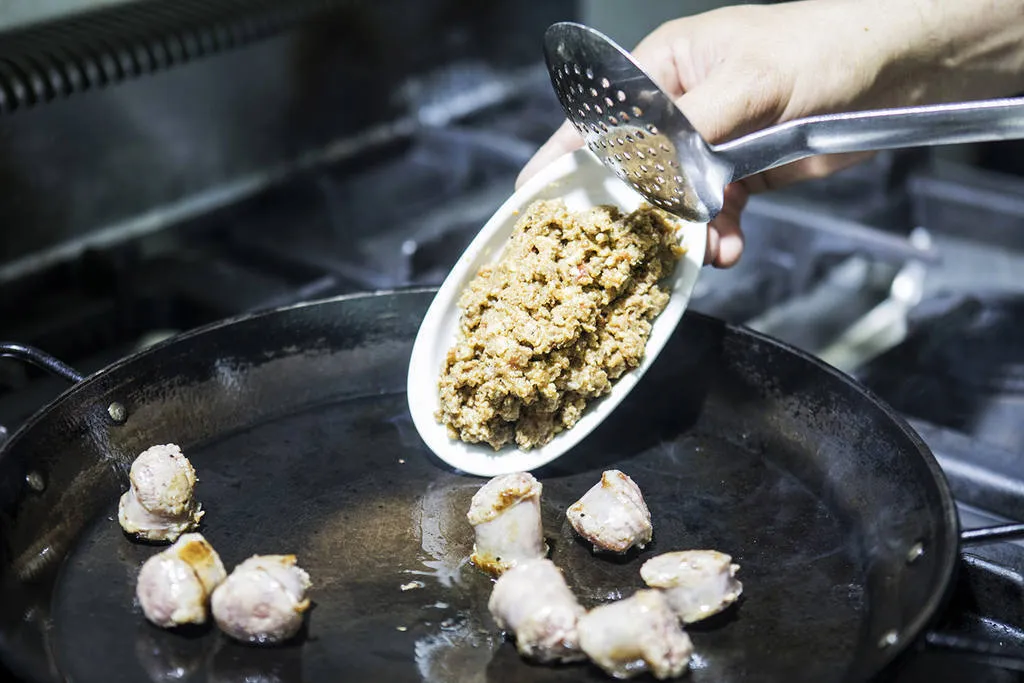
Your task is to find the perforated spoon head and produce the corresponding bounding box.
[543,21,731,223]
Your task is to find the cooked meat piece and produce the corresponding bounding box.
[640,550,743,623]
[467,472,548,576]
[487,558,587,663]
[576,589,693,680]
[119,492,201,544]
[211,555,312,645]
[566,470,652,553]
[136,532,227,628]
[118,443,204,543]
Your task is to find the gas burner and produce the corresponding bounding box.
[937,295,1024,395]
[855,292,1024,452]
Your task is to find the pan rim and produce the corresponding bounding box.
[0,287,439,466]
[722,320,962,674]
[0,286,962,681]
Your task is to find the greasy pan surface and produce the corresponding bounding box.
[0,289,958,683]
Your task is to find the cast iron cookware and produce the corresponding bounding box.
[0,288,1021,683]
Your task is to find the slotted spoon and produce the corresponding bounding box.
[544,21,1024,223]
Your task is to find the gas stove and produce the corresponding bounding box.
[2,44,1024,683]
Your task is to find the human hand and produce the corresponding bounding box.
[518,0,1024,268]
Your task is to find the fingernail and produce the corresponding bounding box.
[717,232,743,267]
[704,227,720,266]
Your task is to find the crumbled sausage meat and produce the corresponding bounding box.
[437,199,684,450]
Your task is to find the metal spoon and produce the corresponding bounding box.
[544,21,1024,223]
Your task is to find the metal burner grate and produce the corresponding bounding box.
[0,0,356,114]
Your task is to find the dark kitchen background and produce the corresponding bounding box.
[1,1,1023,681]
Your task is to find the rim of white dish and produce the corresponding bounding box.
[406,146,707,477]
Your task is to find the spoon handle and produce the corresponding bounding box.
[715,96,1024,181]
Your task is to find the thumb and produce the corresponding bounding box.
[515,120,584,189]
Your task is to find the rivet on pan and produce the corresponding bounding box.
[906,542,925,564]
[878,630,899,649]
[25,471,45,492]
[107,402,127,424]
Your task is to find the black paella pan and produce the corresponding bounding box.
[0,288,1022,683]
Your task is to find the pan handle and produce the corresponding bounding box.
[916,525,1024,671]
[0,343,84,444]
[0,342,84,384]
[923,632,1024,672]
[960,523,1024,545]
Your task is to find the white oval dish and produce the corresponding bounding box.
[406,147,706,477]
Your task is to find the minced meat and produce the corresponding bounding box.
[436,198,685,450]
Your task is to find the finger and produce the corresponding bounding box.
[673,64,786,145]
[515,120,585,189]
[751,151,876,192]
[708,183,748,268]
[628,23,687,98]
